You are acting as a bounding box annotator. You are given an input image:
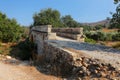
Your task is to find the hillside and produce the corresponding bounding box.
[81,19,110,27]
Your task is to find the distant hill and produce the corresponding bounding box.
[81,19,110,27]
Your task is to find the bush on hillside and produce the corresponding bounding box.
[85,31,120,41]
[104,33,113,41]
[112,32,120,41]
[85,31,105,41]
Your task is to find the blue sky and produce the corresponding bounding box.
[0,0,116,26]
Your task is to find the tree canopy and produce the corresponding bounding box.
[61,15,80,27]
[110,5,120,29]
[0,12,23,42]
[110,0,120,29]
[33,8,62,27]
[114,0,120,4]
[33,8,81,28]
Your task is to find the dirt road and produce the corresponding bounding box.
[0,61,61,80]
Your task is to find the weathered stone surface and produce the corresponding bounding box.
[32,25,52,32]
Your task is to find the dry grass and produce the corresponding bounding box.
[102,28,119,33]
[0,43,16,55]
[112,42,120,49]
[99,41,120,50]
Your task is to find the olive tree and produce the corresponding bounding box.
[33,8,62,27]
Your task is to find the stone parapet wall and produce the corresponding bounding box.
[56,32,84,42]
[52,28,83,34]
[32,25,52,33]
[52,28,85,42]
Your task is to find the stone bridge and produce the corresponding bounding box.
[30,25,120,79]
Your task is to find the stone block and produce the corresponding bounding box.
[57,32,83,40]
[52,28,83,34]
[33,25,52,33]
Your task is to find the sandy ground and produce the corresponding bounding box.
[0,61,61,80]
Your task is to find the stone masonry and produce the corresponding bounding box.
[30,25,120,79]
[30,25,56,54]
[43,40,120,79]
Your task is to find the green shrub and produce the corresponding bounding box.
[85,37,96,44]
[104,33,113,41]
[0,42,1,47]
[0,50,3,54]
[85,31,105,41]
[96,31,105,41]
[85,31,120,41]
[0,12,23,42]
[112,32,120,41]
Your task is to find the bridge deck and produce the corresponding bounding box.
[47,39,120,70]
